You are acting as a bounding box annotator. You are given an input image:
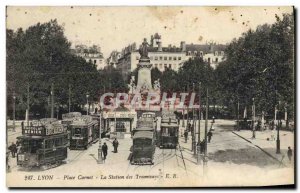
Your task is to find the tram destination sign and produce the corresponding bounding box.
[23,123,66,136]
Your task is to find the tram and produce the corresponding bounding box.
[62,112,82,126]
[62,112,82,144]
[69,115,99,150]
[131,118,156,165]
[16,120,68,170]
[158,111,179,149]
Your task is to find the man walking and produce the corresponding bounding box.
[207,130,213,143]
[102,142,108,161]
[8,142,17,158]
[287,146,293,163]
[113,138,119,153]
[184,130,188,143]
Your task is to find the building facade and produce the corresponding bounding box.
[71,44,105,70]
[116,33,227,80]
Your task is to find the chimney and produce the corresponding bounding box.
[158,42,162,52]
[180,41,186,52]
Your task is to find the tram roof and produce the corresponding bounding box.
[135,127,154,131]
[161,122,179,127]
[133,131,154,139]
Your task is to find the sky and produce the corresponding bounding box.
[6,6,293,58]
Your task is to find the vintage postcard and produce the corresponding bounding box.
[6,6,295,188]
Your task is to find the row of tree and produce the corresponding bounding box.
[131,13,294,120]
[7,19,127,119]
[7,13,294,121]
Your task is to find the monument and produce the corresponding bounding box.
[136,38,153,93]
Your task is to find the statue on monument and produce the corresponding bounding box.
[139,38,150,59]
[153,78,161,90]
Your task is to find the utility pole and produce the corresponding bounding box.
[252,98,255,139]
[86,93,90,115]
[98,107,103,164]
[51,83,54,118]
[26,83,30,126]
[285,103,288,130]
[237,99,240,130]
[13,92,16,132]
[197,82,201,165]
[276,98,281,154]
[68,84,71,113]
[187,84,190,130]
[182,85,186,127]
[192,83,196,155]
[203,88,209,174]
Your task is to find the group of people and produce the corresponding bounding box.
[101,138,119,161]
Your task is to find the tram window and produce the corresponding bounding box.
[74,128,81,135]
[169,129,176,136]
[55,138,62,146]
[45,140,53,149]
[30,140,43,153]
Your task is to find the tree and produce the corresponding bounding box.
[6,20,103,118]
[215,13,294,119]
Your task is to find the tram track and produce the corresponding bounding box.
[177,143,187,174]
[67,150,86,164]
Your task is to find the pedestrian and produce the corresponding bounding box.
[207,130,213,143]
[21,121,24,130]
[212,116,215,123]
[102,142,108,161]
[188,122,191,132]
[8,142,17,158]
[287,146,293,162]
[113,138,119,153]
[200,140,205,153]
[184,130,188,143]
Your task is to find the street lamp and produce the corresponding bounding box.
[86,93,90,115]
[13,92,16,132]
[97,107,103,164]
[252,98,255,139]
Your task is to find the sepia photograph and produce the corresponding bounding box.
[5,6,295,188]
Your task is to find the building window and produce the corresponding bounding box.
[164,56,167,60]
[178,57,181,60]
[208,58,211,63]
[194,51,197,56]
[159,64,162,68]
[173,57,177,60]
[187,51,191,56]
[169,64,172,69]
[169,57,172,60]
[155,56,158,60]
[94,60,97,64]
[160,56,163,60]
[164,64,167,68]
[200,51,203,57]
[155,64,158,68]
[216,58,218,62]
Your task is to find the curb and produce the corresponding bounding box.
[232,131,286,167]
